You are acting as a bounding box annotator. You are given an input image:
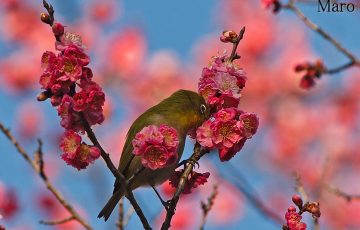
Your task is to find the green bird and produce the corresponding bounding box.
[98,89,209,221]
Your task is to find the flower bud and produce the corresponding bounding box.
[294,63,308,72]
[52,22,64,36]
[300,75,315,89]
[40,13,51,24]
[220,30,238,43]
[292,194,303,208]
[305,202,321,218]
[37,91,50,101]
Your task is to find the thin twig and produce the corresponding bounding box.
[199,185,218,230]
[228,27,246,62]
[219,166,283,225]
[39,216,75,225]
[117,198,124,230]
[326,184,360,202]
[0,122,92,230]
[34,139,47,180]
[294,172,308,203]
[324,61,355,74]
[282,1,360,74]
[123,206,135,227]
[160,142,209,230]
[294,173,320,229]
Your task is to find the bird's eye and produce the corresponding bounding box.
[200,104,207,114]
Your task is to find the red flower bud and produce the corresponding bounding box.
[294,63,308,72]
[292,194,303,208]
[300,75,315,90]
[52,22,64,36]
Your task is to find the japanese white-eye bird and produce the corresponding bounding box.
[98,89,209,221]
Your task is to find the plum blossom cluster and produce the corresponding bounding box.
[38,21,104,170]
[283,206,307,230]
[283,195,321,230]
[196,107,259,161]
[198,53,247,111]
[132,125,179,170]
[60,131,100,170]
[169,170,210,194]
[294,60,325,89]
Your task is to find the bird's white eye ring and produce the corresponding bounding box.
[200,104,206,114]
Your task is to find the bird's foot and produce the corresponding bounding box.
[177,159,199,169]
[161,199,173,211]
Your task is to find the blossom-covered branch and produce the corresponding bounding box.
[282,174,321,230]
[39,1,151,229]
[161,142,209,230]
[81,117,151,229]
[161,27,259,229]
[0,122,92,229]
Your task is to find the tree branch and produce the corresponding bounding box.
[0,122,92,230]
[80,115,152,230]
[220,164,283,225]
[281,1,360,74]
[199,185,218,230]
[39,1,151,228]
[39,216,75,225]
[160,142,209,230]
[326,184,360,202]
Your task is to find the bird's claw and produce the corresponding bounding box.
[161,199,172,211]
[177,159,199,169]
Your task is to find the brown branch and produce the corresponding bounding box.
[199,185,218,230]
[0,122,92,230]
[39,216,75,225]
[117,198,124,230]
[40,2,151,228]
[160,142,209,230]
[294,172,309,203]
[281,0,360,74]
[326,184,360,202]
[42,0,54,26]
[123,206,135,227]
[293,173,320,229]
[228,27,246,62]
[34,139,47,180]
[324,61,356,74]
[80,115,151,230]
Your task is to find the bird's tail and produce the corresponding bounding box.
[98,188,125,221]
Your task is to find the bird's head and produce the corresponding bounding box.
[158,90,209,133]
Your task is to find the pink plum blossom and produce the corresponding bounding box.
[169,170,210,194]
[60,131,100,170]
[132,125,179,170]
